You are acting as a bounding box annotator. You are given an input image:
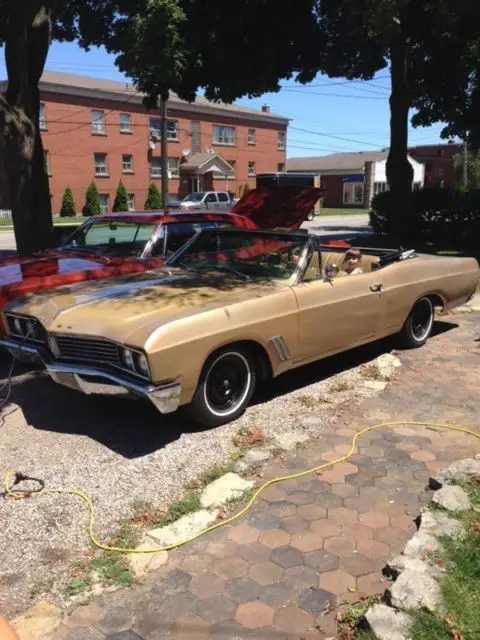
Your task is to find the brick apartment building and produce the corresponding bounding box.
[407,143,462,186]
[0,71,288,214]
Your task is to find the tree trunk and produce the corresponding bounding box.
[386,35,414,245]
[0,2,54,254]
[160,93,169,208]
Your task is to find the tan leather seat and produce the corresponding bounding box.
[303,251,321,281]
[320,251,379,275]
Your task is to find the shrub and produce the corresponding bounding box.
[369,186,480,249]
[59,187,76,217]
[242,183,251,197]
[113,180,129,212]
[144,183,162,210]
[83,182,101,216]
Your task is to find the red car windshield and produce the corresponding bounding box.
[62,220,157,257]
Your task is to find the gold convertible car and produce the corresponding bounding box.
[1,228,479,426]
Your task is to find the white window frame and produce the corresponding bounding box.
[373,181,388,196]
[150,157,162,178]
[44,150,51,175]
[91,110,106,135]
[248,161,256,177]
[99,194,109,214]
[168,157,180,178]
[149,118,178,141]
[120,113,132,133]
[343,181,364,205]
[94,153,109,176]
[127,194,135,211]
[277,131,286,150]
[247,128,256,145]
[277,163,285,172]
[39,103,47,130]
[122,154,134,173]
[212,125,235,146]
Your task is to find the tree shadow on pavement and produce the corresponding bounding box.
[0,320,458,460]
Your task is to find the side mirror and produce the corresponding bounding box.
[325,264,338,278]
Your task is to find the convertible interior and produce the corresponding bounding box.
[303,250,381,281]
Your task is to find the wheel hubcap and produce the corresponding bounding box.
[205,353,251,416]
[412,300,432,340]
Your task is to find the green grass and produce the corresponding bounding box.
[410,611,451,640]
[317,207,367,216]
[169,491,201,521]
[360,363,383,381]
[329,379,353,393]
[0,215,85,228]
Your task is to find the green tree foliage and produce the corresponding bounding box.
[113,180,129,212]
[453,147,480,190]
[241,184,251,197]
[144,183,162,210]
[84,182,101,216]
[59,187,76,217]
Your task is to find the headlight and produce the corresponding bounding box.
[122,348,135,370]
[135,353,150,377]
[13,317,23,335]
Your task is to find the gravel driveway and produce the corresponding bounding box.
[0,335,399,617]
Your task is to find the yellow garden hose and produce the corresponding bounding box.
[4,421,480,555]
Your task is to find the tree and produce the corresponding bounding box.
[144,183,162,210]
[83,182,101,216]
[453,147,480,190]
[59,187,76,217]
[113,180,129,212]
[242,184,251,197]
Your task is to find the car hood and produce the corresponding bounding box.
[231,185,325,229]
[6,268,286,346]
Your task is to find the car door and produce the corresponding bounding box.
[217,192,231,211]
[204,193,218,210]
[292,249,385,363]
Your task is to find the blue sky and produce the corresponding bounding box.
[1,41,452,158]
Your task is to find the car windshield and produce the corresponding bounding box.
[183,192,206,202]
[61,220,157,257]
[167,229,308,281]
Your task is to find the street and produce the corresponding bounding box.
[0,214,370,253]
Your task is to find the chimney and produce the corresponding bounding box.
[261,104,271,113]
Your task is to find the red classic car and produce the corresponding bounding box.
[0,185,347,335]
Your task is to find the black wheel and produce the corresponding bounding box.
[186,347,256,426]
[398,297,434,348]
[307,211,315,221]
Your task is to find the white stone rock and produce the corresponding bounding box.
[430,458,480,489]
[147,509,218,545]
[387,555,445,579]
[233,448,271,473]
[403,530,442,559]
[375,353,402,380]
[365,603,412,640]
[274,431,310,450]
[390,569,443,612]
[432,485,471,512]
[419,509,466,540]
[364,380,388,391]
[200,473,255,509]
[128,537,168,577]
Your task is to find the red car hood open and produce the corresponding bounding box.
[231,185,325,229]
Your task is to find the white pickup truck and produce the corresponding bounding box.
[179,191,233,212]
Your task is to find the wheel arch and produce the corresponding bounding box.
[202,339,273,382]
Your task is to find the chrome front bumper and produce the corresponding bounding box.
[0,338,181,415]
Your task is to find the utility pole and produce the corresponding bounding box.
[463,141,468,188]
[160,93,168,207]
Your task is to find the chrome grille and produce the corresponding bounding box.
[54,335,121,367]
[5,314,47,344]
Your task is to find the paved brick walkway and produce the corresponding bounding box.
[47,314,480,640]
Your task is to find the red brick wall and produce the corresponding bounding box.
[320,175,344,208]
[39,92,286,214]
[408,144,461,187]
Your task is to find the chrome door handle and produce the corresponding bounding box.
[370,283,383,292]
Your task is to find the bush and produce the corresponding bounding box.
[59,187,76,217]
[113,180,129,212]
[242,183,251,197]
[83,182,101,216]
[144,183,162,210]
[369,186,480,249]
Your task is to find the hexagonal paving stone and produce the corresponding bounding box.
[171,616,209,640]
[287,491,315,506]
[331,484,359,499]
[304,550,339,573]
[357,572,390,596]
[314,492,344,509]
[180,553,214,574]
[283,565,320,590]
[96,606,134,635]
[213,557,250,580]
[298,587,335,615]
[259,529,291,549]
[410,450,436,462]
[225,577,261,604]
[341,524,374,542]
[297,503,327,521]
[309,519,342,538]
[227,524,259,545]
[339,553,378,577]
[268,501,297,518]
[274,604,314,635]
[390,514,415,532]
[196,596,236,624]
[190,572,226,599]
[278,515,310,535]
[105,632,143,640]
[235,601,275,629]
[270,546,305,569]
[319,569,356,595]
[291,531,323,553]
[237,542,272,564]
[343,495,378,513]
[160,570,192,594]
[246,512,282,531]
[359,511,390,529]
[261,486,288,502]
[328,507,359,526]
[258,582,294,608]
[356,539,390,561]
[359,445,385,459]
[323,535,356,556]
[249,561,283,586]
[374,527,411,552]
[205,539,239,560]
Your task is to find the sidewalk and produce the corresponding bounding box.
[22,314,480,639]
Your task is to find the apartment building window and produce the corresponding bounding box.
[127,194,135,211]
[122,154,134,173]
[436,168,444,177]
[43,151,51,175]
[277,163,285,172]
[277,132,286,150]
[212,125,235,145]
[39,103,47,130]
[425,161,432,171]
[214,160,236,179]
[120,113,132,133]
[168,158,180,178]
[247,129,256,145]
[248,161,256,177]
[92,110,106,135]
[99,194,109,214]
[373,182,389,196]
[94,153,109,176]
[150,157,162,178]
[343,181,364,205]
[149,118,178,140]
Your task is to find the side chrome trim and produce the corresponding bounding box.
[268,336,291,361]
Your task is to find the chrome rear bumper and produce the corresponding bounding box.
[0,338,181,414]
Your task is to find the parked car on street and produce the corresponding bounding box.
[180,191,233,211]
[2,227,478,426]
